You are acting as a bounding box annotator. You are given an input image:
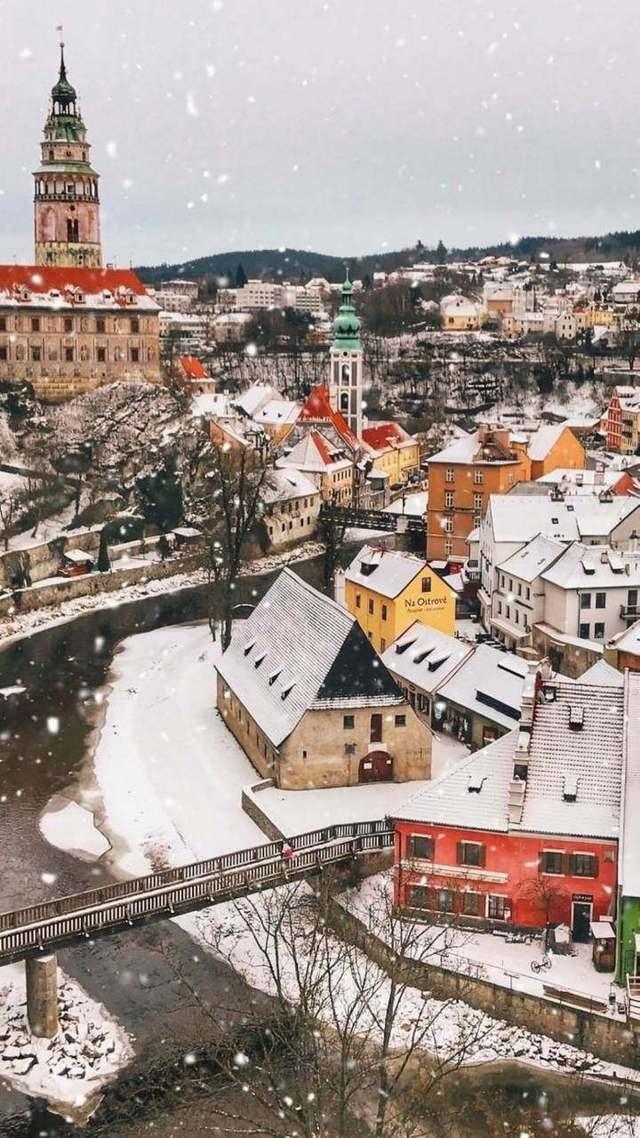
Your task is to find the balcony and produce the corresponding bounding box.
[620,604,640,622]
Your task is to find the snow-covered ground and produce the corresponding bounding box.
[0,962,131,1117]
[578,1119,640,1138]
[342,872,620,1007]
[90,624,264,876]
[39,795,111,863]
[384,491,427,516]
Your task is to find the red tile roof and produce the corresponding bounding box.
[0,265,148,295]
[178,355,207,379]
[361,421,411,451]
[299,384,359,448]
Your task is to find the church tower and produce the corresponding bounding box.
[329,269,363,439]
[34,40,102,268]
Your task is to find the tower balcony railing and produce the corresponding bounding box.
[620,604,640,621]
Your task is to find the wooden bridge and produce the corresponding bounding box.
[321,503,425,537]
[0,820,392,967]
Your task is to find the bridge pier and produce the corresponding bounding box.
[26,954,59,1038]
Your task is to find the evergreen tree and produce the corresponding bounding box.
[235,262,248,288]
[435,239,447,265]
[97,528,111,572]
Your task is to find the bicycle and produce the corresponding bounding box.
[530,953,552,973]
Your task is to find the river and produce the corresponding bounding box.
[0,557,636,1136]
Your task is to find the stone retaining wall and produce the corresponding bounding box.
[241,782,284,842]
[327,895,640,1071]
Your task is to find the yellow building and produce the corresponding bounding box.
[361,422,421,486]
[343,544,456,653]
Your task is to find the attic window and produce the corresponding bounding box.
[581,556,595,575]
[360,560,377,577]
[413,650,434,665]
[428,654,450,672]
[566,505,575,512]
[395,638,417,655]
[281,683,295,700]
[268,669,282,686]
[243,640,255,656]
[468,773,486,793]
[568,705,584,731]
[551,517,559,525]
[562,773,578,801]
[254,653,266,668]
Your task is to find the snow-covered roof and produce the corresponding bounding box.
[262,468,319,504]
[577,660,623,688]
[191,393,230,419]
[276,429,351,473]
[620,672,640,896]
[381,621,472,696]
[344,545,429,599]
[541,542,640,590]
[235,384,279,417]
[487,493,640,544]
[393,731,517,831]
[537,468,624,490]
[607,618,640,656]
[396,679,624,840]
[526,423,569,461]
[437,645,528,730]
[254,399,300,426]
[497,534,565,583]
[216,569,404,747]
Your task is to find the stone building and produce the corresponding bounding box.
[216,569,430,790]
[0,43,159,400]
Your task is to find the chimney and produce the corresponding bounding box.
[594,464,605,486]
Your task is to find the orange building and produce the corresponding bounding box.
[426,425,585,561]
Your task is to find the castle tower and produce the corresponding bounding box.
[329,269,363,439]
[33,40,102,268]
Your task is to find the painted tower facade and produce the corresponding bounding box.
[34,44,102,268]
[329,270,363,439]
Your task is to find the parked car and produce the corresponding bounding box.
[59,549,94,578]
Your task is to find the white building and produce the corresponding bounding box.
[260,468,321,550]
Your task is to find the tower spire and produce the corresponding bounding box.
[56,25,66,80]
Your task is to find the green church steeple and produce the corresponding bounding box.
[332,267,362,351]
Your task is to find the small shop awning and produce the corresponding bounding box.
[590,921,614,940]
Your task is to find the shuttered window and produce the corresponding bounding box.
[570,853,598,878]
[456,841,486,868]
[407,834,434,860]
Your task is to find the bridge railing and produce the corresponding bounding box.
[0,820,390,936]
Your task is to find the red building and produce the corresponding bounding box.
[392,673,623,940]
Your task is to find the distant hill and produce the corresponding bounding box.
[136,229,640,285]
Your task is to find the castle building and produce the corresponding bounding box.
[34,42,102,268]
[0,42,159,401]
[328,270,364,439]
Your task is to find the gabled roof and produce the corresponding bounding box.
[526,423,573,462]
[299,385,360,449]
[254,399,300,426]
[577,660,623,688]
[541,542,640,590]
[0,265,148,295]
[216,569,404,746]
[277,429,351,472]
[262,467,319,503]
[235,384,279,418]
[345,544,430,599]
[486,493,640,545]
[381,621,472,696]
[436,644,528,730]
[497,533,566,583]
[607,618,640,656]
[361,422,413,452]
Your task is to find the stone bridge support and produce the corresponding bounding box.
[26,954,59,1037]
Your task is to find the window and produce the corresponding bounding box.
[408,834,434,860]
[443,517,452,533]
[0,347,6,361]
[436,888,454,914]
[96,318,106,333]
[474,470,483,484]
[31,317,40,332]
[580,593,591,610]
[380,638,386,651]
[445,539,453,557]
[131,347,140,363]
[31,346,41,362]
[594,622,605,639]
[473,493,483,510]
[0,318,5,331]
[64,317,73,333]
[457,841,486,868]
[579,623,590,640]
[540,850,565,875]
[64,346,74,362]
[395,714,406,727]
[445,491,454,508]
[381,604,387,621]
[130,317,140,333]
[355,593,361,609]
[370,713,382,743]
[571,853,598,878]
[343,715,354,730]
[409,885,431,910]
[461,891,482,917]
[595,592,606,609]
[368,598,374,615]
[445,467,454,482]
[487,894,507,920]
[526,587,530,600]
[344,743,356,756]
[421,577,431,593]
[97,347,106,363]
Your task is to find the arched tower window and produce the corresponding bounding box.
[67,218,79,243]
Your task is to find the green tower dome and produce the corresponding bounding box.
[332,268,362,350]
[51,43,78,107]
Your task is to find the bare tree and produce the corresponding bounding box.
[201,439,268,649]
[182,873,486,1138]
[0,486,25,551]
[516,875,569,932]
[318,495,348,597]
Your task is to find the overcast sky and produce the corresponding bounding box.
[1,0,640,265]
